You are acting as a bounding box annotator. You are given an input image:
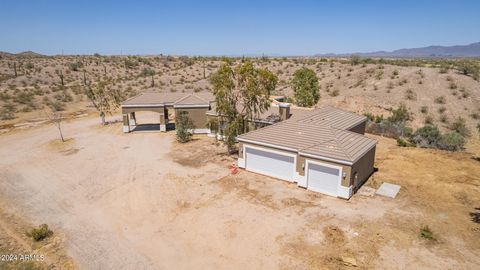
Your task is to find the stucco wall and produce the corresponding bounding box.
[175,107,209,129]
[347,120,367,135]
[122,106,165,114]
[350,146,376,191]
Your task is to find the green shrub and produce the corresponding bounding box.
[388,104,411,124]
[27,224,53,242]
[411,124,441,148]
[0,102,16,120]
[420,225,435,240]
[449,117,470,137]
[438,132,465,151]
[176,111,194,143]
[396,138,408,147]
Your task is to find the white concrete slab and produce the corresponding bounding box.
[376,182,401,198]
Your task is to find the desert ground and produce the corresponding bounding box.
[0,112,479,269]
[1,55,479,140]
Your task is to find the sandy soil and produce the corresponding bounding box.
[2,56,479,140]
[0,116,479,269]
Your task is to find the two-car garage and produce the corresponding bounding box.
[236,107,377,199]
[243,145,344,197]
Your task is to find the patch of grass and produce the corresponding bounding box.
[420,225,435,240]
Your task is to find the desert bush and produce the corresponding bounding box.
[329,89,340,97]
[14,91,35,104]
[438,132,465,151]
[396,138,408,147]
[388,103,411,124]
[449,117,470,137]
[26,224,53,242]
[411,124,442,148]
[25,62,34,69]
[439,114,448,123]
[405,89,416,100]
[438,106,446,114]
[69,61,83,71]
[45,99,65,111]
[176,111,194,143]
[0,103,16,120]
[434,96,446,104]
[420,106,428,114]
[366,119,412,139]
[424,115,434,125]
[420,226,435,240]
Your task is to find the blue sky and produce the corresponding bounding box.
[1,0,479,56]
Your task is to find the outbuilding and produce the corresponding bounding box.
[121,92,213,133]
[237,107,376,199]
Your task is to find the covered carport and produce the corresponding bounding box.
[121,93,186,133]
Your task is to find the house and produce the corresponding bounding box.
[122,92,376,199]
[121,92,214,133]
[236,106,376,199]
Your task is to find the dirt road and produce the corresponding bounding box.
[0,116,479,269]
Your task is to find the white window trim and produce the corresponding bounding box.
[305,159,343,197]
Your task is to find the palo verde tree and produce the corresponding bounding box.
[291,67,320,107]
[85,79,123,125]
[210,60,277,153]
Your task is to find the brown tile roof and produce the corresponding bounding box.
[206,103,314,123]
[237,108,375,165]
[122,92,213,106]
[294,106,367,130]
[173,94,210,107]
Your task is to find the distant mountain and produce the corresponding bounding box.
[316,42,480,58]
[0,51,46,58]
[16,51,46,57]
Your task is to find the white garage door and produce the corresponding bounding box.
[307,163,341,196]
[245,147,295,181]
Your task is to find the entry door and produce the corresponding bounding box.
[245,147,295,182]
[307,162,341,196]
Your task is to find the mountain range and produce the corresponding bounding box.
[316,42,480,58]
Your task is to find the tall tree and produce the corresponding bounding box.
[85,80,123,125]
[210,60,277,152]
[291,67,319,107]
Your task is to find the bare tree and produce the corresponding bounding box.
[45,109,65,142]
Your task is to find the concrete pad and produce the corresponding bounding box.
[376,183,401,198]
[357,186,376,197]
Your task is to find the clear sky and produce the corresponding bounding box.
[1,0,479,56]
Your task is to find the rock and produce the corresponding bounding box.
[341,256,357,267]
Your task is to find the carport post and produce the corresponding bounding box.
[130,112,136,125]
[123,114,130,133]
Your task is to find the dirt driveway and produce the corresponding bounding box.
[0,116,479,269]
